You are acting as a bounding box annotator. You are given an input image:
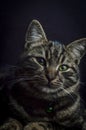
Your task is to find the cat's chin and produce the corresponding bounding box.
[37,85,59,93]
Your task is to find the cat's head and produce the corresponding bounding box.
[19,20,86,100]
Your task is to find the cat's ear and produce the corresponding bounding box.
[67,38,86,64]
[25,20,48,48]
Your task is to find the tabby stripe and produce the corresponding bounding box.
[56,96,80,120]
[55,94,77,111]
[45,50,49,59]
[67,76,78,83]
[57,46,64,62]
[64,77,79,89]
[59,55,66,64]
[58,55,64,64]
[59,55,68,63]
[57,80,79,97]
[71,66,78,73]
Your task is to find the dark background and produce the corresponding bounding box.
[0,0,86,100]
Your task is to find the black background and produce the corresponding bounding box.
[0,0,86,100]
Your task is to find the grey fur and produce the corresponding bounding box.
[0,20,86,130]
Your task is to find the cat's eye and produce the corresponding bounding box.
[58,64,69,72]
[36,57,46,66]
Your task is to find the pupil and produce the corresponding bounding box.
[63,65,66,69]
[36,57,46,66]
[62,65,67,70]
[59,65,68,71]
[40,59,44,63]
[39,58,44,63]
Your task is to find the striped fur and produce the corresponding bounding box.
[0,20,86,130]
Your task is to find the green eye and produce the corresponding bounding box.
[36,57,46,66]
[59,64,69,71]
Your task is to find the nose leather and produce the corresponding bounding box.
[46,67,57,81]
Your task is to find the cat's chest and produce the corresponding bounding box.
[21,98,57,121]
[14,95,79,121]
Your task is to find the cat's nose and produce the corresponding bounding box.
[46,67,57,81]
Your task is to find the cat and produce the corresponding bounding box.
[0,20,86,130]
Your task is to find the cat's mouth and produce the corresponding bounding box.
[41,86,59,93]
[30,79,63,94]
[36,84,61,94]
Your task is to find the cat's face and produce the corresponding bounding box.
[17,20,86,101]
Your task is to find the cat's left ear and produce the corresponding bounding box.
[25,20,48,48]
[67,38,86,64]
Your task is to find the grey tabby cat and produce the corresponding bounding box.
[0,20,86,130]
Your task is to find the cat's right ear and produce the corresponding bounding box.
[67,38,86,64]
[25,20,48,49]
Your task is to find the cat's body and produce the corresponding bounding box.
[0,20,86,130]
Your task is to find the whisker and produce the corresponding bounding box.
[60,86,75,102]
[80,81,86,86]
[80,97,86,106]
